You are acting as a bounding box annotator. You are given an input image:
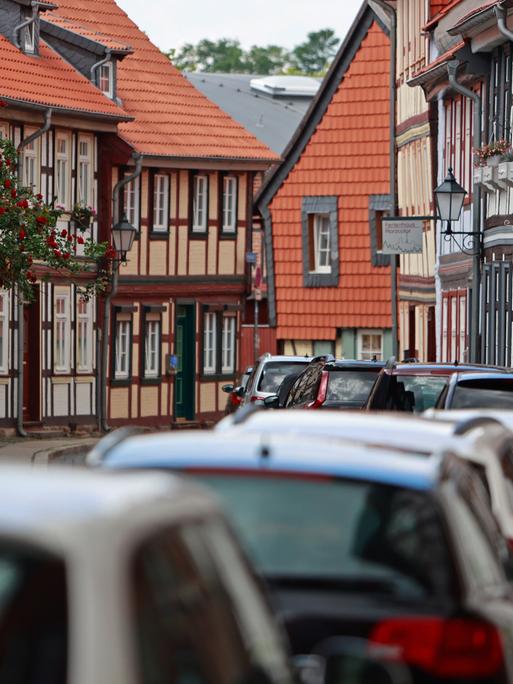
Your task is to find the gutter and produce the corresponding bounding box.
[91,49,112,85]
[15,107,52,437]
[447,60,482,363]
[496,3,513,40]
[13,1,40,49]
[98,152,143,433]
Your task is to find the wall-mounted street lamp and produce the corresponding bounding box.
[111,214,136,264]
[434,168,481,255]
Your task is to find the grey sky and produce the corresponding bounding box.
[115,0,363,52]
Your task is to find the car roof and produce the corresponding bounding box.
[216,409,458,455]
[451,371,513,382]
[325,359,386,370]
[103,429,443,491]
[425,408,513,429]
[387,363,506,375]
[258,355,312,364]
[0,466,218,541]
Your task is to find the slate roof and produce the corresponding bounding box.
[54,0,279,162]
[185,73,319,155]
[0,34,129,120]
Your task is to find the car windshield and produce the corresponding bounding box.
[393,374,449,412]
[326,371,380,406]
[191,473,454,600]
[0,544,68,682]
[257,362,309,393]
[450,378,513,409]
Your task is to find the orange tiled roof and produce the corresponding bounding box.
[267,22,392,340]
[0,35,129,119]
[42,13,133,53]
[54,0,279,162]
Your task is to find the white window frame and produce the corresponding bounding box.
[55,133,71,209]
[153,174,169,232]
[312,214,331,274]
[98,62,113,98]
[222,176,237,233]
[192,174,208,232]
[76,298,93,373]
[203,312,217,375]
[54,293,70,373]
[115,319,131,379]
[23,11,35,54]
[144,319,160,378]
[357,329,383,361]
[78,136,94,207]
[221,315,236,374]
[22,129,39,191]
[0,291,9,374]
[123,174,140,230]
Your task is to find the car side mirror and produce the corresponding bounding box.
[222,384,234,394]
[235,385,245,397]
[263,394,279,409]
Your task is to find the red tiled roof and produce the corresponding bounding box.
[268,22,392,340]
[425,0,464,30]
[0,35,129,119]
[54,0,279,162]
[43,13,133,53]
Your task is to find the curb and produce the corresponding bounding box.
[45,440,99,465]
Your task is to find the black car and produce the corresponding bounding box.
[436,371,513,409]
[266,358,385,409]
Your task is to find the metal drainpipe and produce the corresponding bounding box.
[15,108,52,437]
[447,60,482,363]
[13,0,40,48]
[496,4,513,41]
[90,49,112,85]
[369,0,398,357]
[99,152,143,433]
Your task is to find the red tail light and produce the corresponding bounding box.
[307,371,329,409]
[250,396,259,402]
[230,393,242,407]
[370,616,503,678]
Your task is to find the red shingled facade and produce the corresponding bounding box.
[268,21,392,342]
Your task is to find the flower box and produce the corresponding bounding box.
[482,165,501,192]
[498,161,513,189]
[487,154,502,167]
[473,167,484,187]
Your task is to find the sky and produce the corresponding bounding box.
[115,0,363,53]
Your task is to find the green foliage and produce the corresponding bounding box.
[166,28,340,76]
[0,137,113,301]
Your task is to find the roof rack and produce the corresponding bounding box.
[452,415,503,436]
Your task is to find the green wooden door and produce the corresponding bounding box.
[174,304,195,420]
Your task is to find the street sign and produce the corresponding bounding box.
[382,219,423,254]
[245,251,257,264]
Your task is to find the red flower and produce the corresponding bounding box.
[60,229,67,238]
[62,252,70,260]
[27,256,33,267]
[53,249,61,258]
[10,189,17,199]
[50,230,56,237]
[5,159,10,167]
[27,271,37,283]
[0,207,5,215]
[19,244,25,252]
[3,179,11,189]
[36,193,43,201]
[16,199,28,209]
[77,236,84,245]
[105,246,116,260]
[18,229,26,240]
[46,236,58,248]
[36,215,48,225]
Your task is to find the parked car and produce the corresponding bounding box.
[0,465,295,684]
[101,424,513,683]
[435,371,513,409]
[365,360,506,412]
[265,358,385,410]
[241,353,313,405]
[221,366,252,414]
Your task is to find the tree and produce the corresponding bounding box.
[169,39,248,73]
[291,29,340,75]
[0,136,112,301]
[245,45,290,75]
[166,44,199,72]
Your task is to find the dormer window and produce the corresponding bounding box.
[23,17,35,54]
[98,62,113,98]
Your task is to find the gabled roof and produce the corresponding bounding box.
[0,35,130,120]
[42,13,133,55]
[53,0,279,163]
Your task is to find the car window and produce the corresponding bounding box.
[0,543,68,684]
[326,371,380,405]
[192,474,456,601]
[257,362,308,394]
[287,365,322,407]
[131,521,280,684]
[450,378,513,409]
[391,375,448,412]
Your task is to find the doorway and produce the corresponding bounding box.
[23,286,41,422]
[174,304,195,420]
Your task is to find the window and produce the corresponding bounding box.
[23,11,35,54]
[23,132,38,191]
[489,46,513,144]
[357,330,383,361]
[192,174,208,233]
[0,291,8,373]
[98,62,113,98]
[144,319,160,378]
[54,294,70,372]
[203,312,217,375]
[153,174,169,232]
[123,174,140,230]
[78,137,93,207]
[76,298,92,373]
[221,315,236,374]
[222,176,237,233]
[0,123,9,140]
[115,319,131,379]
[55,134,70,209]
[302,196,339,287]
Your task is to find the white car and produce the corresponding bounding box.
[0,466,294,684]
